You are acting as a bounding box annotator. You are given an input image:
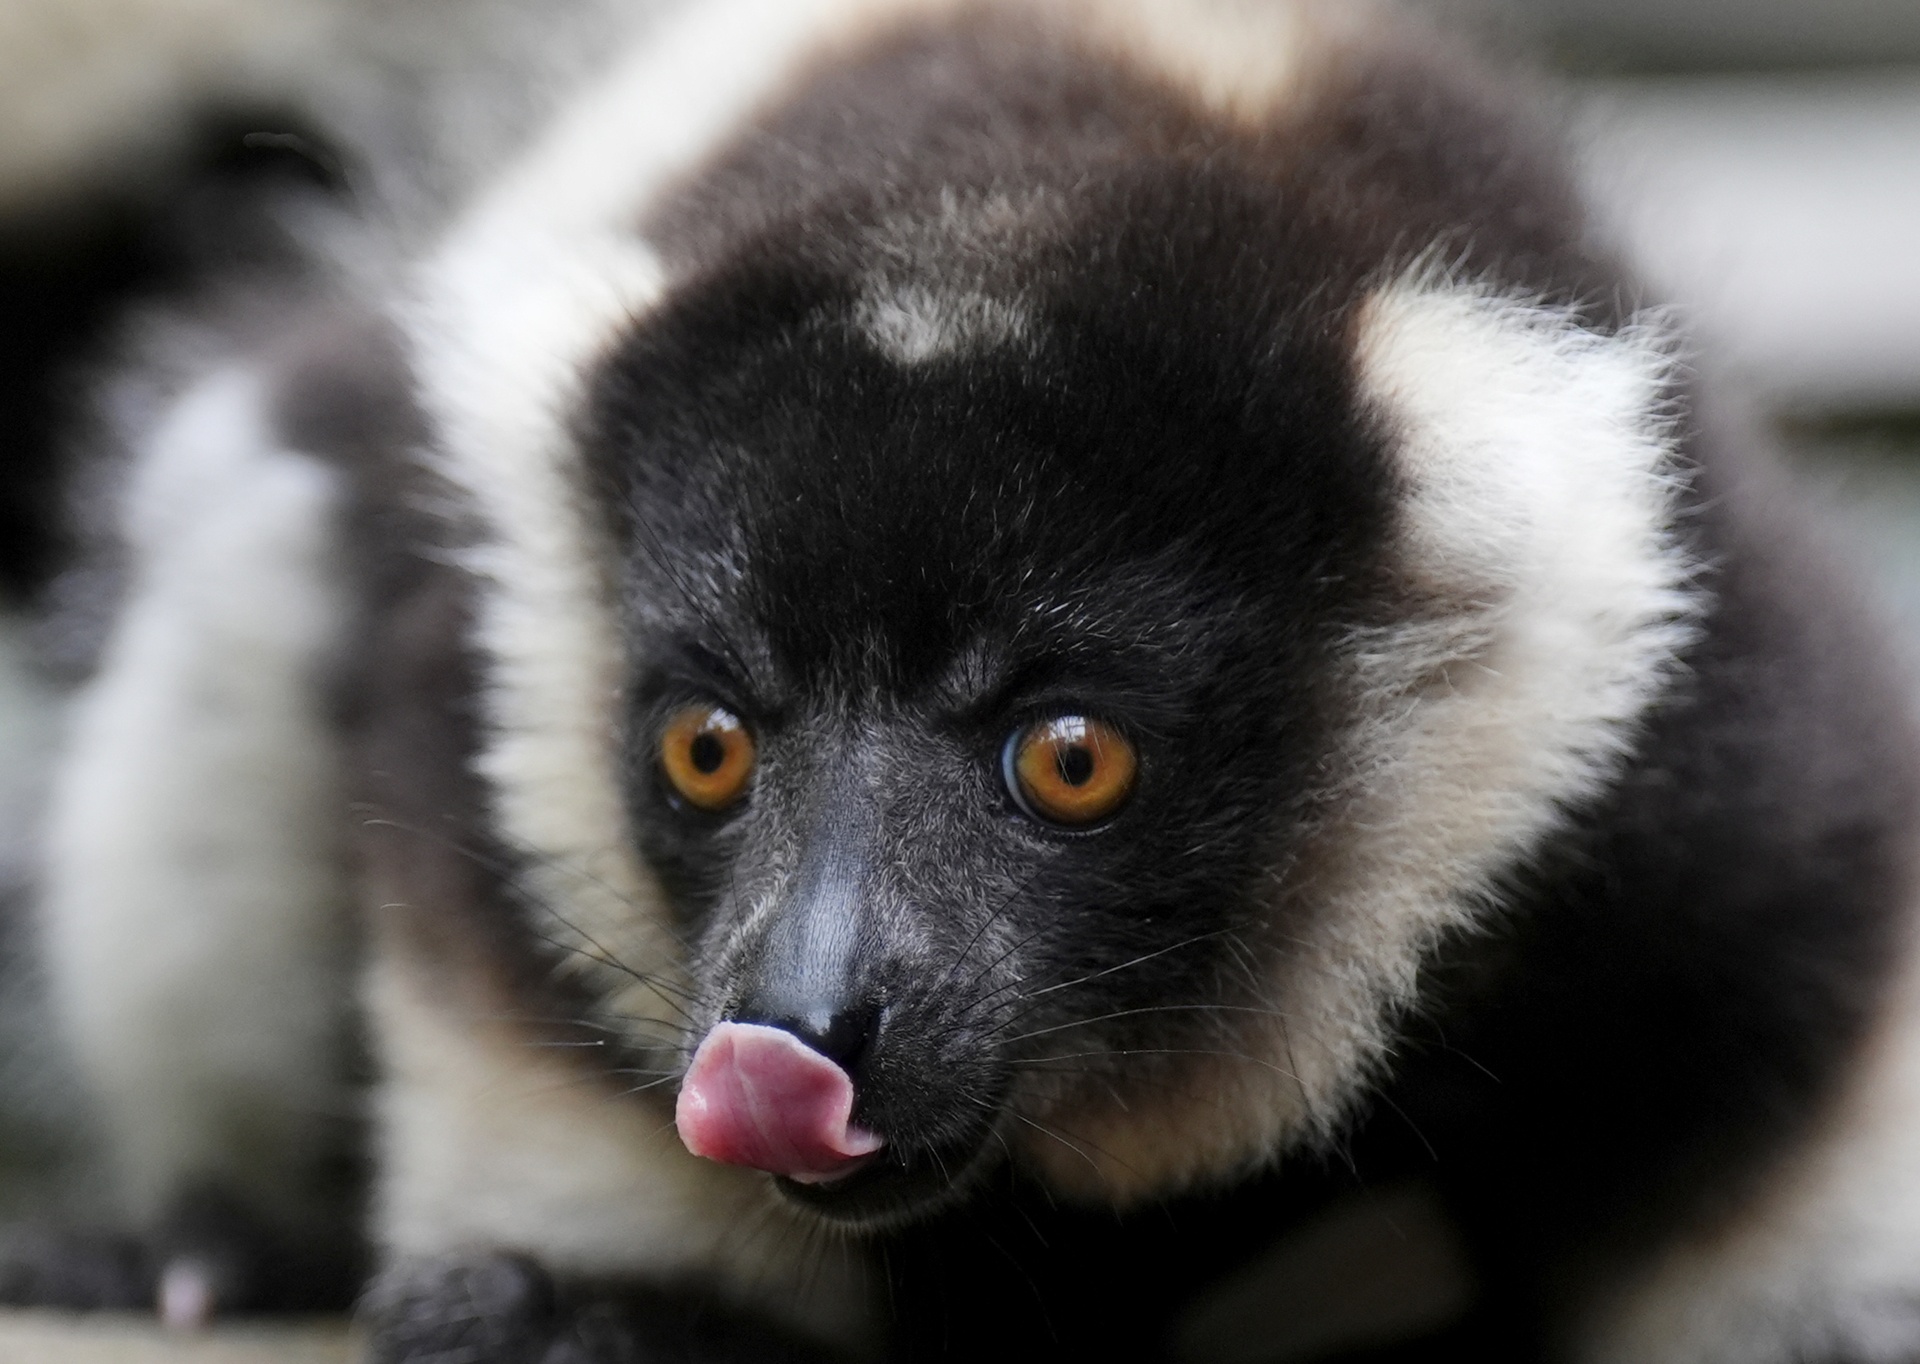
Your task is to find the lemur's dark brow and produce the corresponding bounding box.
[632,634,786,725]
[924,635,1205,740]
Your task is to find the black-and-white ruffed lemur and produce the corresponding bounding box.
[3,1,1919,1361]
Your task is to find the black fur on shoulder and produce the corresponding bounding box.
[1379,417,1920,1339]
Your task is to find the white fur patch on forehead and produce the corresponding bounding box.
[860,284,1026,364]
[855,189,1056,364]
[1024,274,1699,1201]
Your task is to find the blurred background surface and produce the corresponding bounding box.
[1513,0,1920,71]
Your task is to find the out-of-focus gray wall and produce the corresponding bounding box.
[1446,0,1920,636]
[1518,0,1920,71]
[1579,70,1920,411]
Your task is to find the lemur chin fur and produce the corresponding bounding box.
[4,1,1920,1361]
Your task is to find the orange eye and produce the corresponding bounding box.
[660,705,756,811]
[1004,716,1137,827]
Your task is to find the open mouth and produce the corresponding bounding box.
[676,1020,998,1226]
[771,1138,994,1226]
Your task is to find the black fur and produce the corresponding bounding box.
[591,163,1408,1225]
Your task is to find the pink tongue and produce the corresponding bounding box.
[677,1022,884,1183]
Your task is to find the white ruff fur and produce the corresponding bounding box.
[41,368,352,1222]
[1025,276,1698,1200]
[1298,279,1699,1135]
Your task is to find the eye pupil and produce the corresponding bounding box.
[1005,715,1137,827]
[690,732,726,774]
[660,705,755,812]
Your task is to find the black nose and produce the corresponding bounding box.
[737,1003,877,1071]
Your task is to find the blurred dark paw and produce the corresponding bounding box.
[0,1185,361,1322]
[360,1254,558,1364]
[0,1224,152,1309]
[359,1253,845,1364]
[155,1183,364,1316]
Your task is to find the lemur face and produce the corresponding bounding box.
[585,183,1402,1225]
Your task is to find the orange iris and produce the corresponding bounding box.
[660,705,756,811]
[1007,715,1137,826]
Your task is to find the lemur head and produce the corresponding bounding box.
[576,149,1689,1226]
[586,172,1405,1226]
